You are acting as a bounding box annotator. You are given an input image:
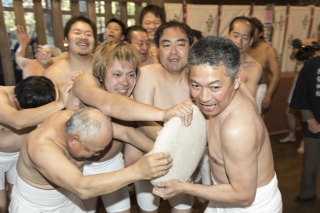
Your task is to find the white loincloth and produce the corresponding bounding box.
[255,84,267,114]
[9,175,88,213]
[82,152,130,213]
[204,174,282,213]
[0,151,19,189]
[193,148,212,185]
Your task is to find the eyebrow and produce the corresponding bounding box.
[160,38,187,43]
[190,79,221,85]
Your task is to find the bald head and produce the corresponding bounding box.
[66,107,113,145]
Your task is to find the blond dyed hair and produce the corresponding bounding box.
[93,40,141,82]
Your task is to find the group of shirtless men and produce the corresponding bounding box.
[0,4,282,213]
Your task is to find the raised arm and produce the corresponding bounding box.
[0,82,71,129]
[15,25,32,70]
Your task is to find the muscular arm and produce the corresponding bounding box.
[29,134,172,200]
[133,69,163,140]
[0,91,65,130]
[245,63,262,97]
[112,122,154,152]
[262,47,281,110]
[72,74,164,121]
[15,25,32,70]
[154,116,259,206]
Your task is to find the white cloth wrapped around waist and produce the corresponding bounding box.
[9,175,88,213]
[204,173,283,213]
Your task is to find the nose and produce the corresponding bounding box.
[142,43,148,51]
[199,88,211,103]
[120,76,129,85]
[170,44,177,54]
[235,36,242,45]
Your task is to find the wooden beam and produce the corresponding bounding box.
[150,0,163,7]
[0,1,15,85]
[51,0,64,51]
[33,0,47,45]
[104,1,113,22]
[120,2,128,27]
[13,0,26,27]
[135,2,142,25]
[70,0,80,17]
[87,0,97,24]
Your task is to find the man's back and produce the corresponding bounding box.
[17,110,76,189]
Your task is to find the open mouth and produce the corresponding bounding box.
[199,104,216,112]
[117,89,129,96]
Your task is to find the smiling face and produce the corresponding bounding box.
[65,21,95,57]
[103,59,137,96]
[130,31,150,62]
[104,22,124,41]
[158,28,190,74]
[190,64,240,116]
[228,20,253,54]
[141,12,162,42]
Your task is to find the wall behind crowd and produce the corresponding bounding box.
[0,0,319,85]
[164,3,320,73]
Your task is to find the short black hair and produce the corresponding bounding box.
[192,29,203,40]
[106,18,126,36]
[14,76,56,109]
[125,26,148,43]
[154,21,194,47]
[250,17,264,39]
[139,4,166,25]
[64,16,97,42]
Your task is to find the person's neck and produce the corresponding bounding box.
[251,39,263,49]
[162,66,188,83]
[68,53,93,67]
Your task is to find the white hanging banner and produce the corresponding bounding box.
[219,5,251,38]
[164,3,183,23]
[271,6,287,71]
[187,4,219,36]
[309,6,320,39]
[251,5,266,22]
[281,6,312,72]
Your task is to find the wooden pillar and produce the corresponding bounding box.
[135,2,142,25]
[150,0,163,8]
[13,0,26,27]
[104,1,113,23]
[33,0,47,45]
[51,0,64,51]
[0,1,15,85]
[87,0,97,24]
[70,0,80,17]
[119,2,128,27]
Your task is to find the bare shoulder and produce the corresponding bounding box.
[74,73,97,85]
[139,63,163,78]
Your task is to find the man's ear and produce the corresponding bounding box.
[234,70,242,90]
[68,135,80,147]
[120,35,124,41]
[249,37,254,47]
[13,97,22,110]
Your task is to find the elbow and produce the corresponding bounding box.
[236,193,255,207]
[11,121,27,130]
[72,188,92,200]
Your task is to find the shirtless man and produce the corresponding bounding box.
[104,18,126,42]
[228,16,262,97]
[246,17,281,114]
[11,107,173,212]
[0,76,71,212]
[67,40,193,212]
[140,4,166,58]
[131,21,195,213]
[153,36,283,212]
[125,25,159,66]
[15,25,65,78]
[44,16,96,85]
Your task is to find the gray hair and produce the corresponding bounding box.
[188,36,240,82]
[65,107,103,144]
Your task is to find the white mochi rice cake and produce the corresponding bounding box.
[151,104,207,188]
